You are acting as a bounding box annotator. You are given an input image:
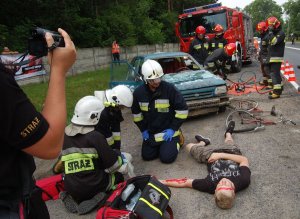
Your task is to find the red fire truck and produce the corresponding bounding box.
[175,3,254,72]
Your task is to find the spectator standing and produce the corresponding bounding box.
[112,40,120,62]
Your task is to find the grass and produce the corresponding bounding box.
[21,68,110,123]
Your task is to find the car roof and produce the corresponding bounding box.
[136,51,190,59]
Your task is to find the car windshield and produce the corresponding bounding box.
[179,11,227,37]
[155,56,201,74]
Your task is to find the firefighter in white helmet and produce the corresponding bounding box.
[59,96,125,214]
[94,85,133,151]
[131,59,188,164]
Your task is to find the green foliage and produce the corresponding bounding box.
[283,0,300,37]
[22,69,110,123]
[244,0,283,35]
[0,0,218,51]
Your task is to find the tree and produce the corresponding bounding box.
[244,0,283,36]
[283,0,300,38]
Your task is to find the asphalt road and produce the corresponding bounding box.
[285,42,300,84]
[34,60,300,219]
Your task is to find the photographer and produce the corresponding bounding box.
[0,28,76,218]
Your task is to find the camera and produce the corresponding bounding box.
[28,27,65,57]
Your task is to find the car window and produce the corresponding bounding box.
[155,56,201,74]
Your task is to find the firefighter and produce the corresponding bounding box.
[266,16,285,99]
[131,59,188,164]
[189,25,210,66]
[210,24,228,52]
[60,96,124,214]
[256,21,271,87]
[94,85,133,151]
[204,43,237,80]
[52,85,133,174]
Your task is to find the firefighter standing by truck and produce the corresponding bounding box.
[256,21,272,87]
[209,24,228,53]
[266,16,285,99]
[189,26,210,66]
[131,60,188,164]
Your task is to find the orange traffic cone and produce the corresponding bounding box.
[288,65,296,81]
[284,61,290,78]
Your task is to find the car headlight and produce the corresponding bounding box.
[215,86,227,95]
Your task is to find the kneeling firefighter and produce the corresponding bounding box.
[131,59,188,164]
[94,85,133,151]
[60,96,125,215]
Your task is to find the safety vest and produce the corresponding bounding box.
[112,43,120,54]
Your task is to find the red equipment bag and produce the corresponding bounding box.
[35,174,64,201]
[96,175,173,219]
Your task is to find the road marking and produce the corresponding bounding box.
[286,46,300,51]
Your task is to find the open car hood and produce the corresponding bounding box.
[162,70,226,90]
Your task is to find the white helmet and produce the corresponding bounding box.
[141,59,164,82]
[105,85,133,107]
[71,96,104,126]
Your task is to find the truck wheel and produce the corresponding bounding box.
[231,52,242,73]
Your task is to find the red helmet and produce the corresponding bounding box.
[214,24,224,36]
[195,26,206,35]
[224,43,236,56]
[266,16,281,29]
[256,21,268,34]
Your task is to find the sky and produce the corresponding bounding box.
[218,0,288,9]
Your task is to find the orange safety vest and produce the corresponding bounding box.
[254,39,259,50]
[112,43,120,54]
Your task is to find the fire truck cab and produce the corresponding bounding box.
[175,3,254,72]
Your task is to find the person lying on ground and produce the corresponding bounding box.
[160,121,251,209]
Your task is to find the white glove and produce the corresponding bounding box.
[119,152,136,178]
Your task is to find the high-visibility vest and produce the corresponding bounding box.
[112,43,120,54]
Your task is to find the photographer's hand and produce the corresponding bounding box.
[24,28,76,159]
[45,28,76,74]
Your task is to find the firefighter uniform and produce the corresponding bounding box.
[95,104,124,151]
[209,35,227,53]
[62,131,123,203]
[204,48,231,79]
[259,32,271,86]
[189,37,210,65]
[267,28,285,98]
[132,81,188,163]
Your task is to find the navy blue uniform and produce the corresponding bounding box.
[95,106,124,150]
[131,81,188,163]
[189,37,210,65]
[267,28,285,94]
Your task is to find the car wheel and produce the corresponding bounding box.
[231,52,242,73]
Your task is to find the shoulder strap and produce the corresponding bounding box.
[166,205,174,219]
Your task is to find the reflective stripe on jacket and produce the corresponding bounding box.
[268,29,285,63]
[132,81,188,135]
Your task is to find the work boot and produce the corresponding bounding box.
[259,77,268,86]
[225,120,235,137]
[268,86,281,99]
[194,134,211,146]
[60,191,78,213]
[179,129,185,147]
[52,158,64,174]
[77,192,106,215]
